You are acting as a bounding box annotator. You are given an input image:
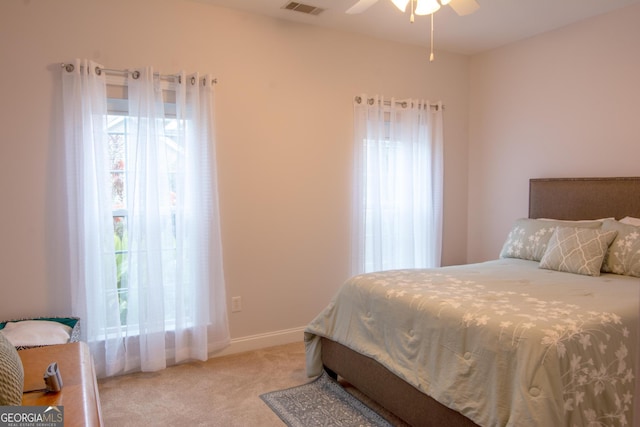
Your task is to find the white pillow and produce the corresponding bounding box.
[620,216,640,226]
[0,320,72,347]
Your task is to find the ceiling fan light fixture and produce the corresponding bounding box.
[414,0,440,15]
[391,0,410,12]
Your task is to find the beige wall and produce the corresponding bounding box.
[0,0,469,343]
[467,3,640,262]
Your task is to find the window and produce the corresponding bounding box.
[62,60,229,377]
[108,114,129,324]
[362,136,415,273]
[107,111,182,325]
[351,96,444,274]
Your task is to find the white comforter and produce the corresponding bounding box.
[305,259,639,427]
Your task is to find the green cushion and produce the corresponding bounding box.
[499,218,603,261]
[601,219,640,277]
[0,332,23,405]
[539,227,618,276]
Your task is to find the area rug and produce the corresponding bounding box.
[260,371,392,427]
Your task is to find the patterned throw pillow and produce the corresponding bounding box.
[0,332,24,406]
[539,227,618,276]
[499,218,603,261]
[601,219,640,277]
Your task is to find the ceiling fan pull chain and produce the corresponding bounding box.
[429,12,435,61]
[410,0,415,23]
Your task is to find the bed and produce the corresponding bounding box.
[304,177,640,427]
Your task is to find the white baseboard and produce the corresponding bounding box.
[210,326,306,358]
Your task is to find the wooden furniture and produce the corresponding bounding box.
[19,342,103,427]
[319,177,640,427]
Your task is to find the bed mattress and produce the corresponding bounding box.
[305,258,639,426]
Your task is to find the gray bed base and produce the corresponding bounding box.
[321,177,640,427]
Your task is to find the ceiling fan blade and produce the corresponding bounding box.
[346,0,379,14]
[448,0,480,16]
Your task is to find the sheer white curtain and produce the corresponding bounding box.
[62,59,124,377]
[351,95,444,275]
[62,59,229,377]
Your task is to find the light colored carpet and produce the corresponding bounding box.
[98,342,409,427]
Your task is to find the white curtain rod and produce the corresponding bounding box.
[60,63,217,86]
[354,96,444,110]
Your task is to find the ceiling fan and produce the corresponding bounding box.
[346,0,479,62]
[346,0,480,17]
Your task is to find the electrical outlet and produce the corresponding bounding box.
[231,296,242,313]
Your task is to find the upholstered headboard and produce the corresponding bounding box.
[529,177,640,220]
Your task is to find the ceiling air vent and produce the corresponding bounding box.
[282,2,325,16]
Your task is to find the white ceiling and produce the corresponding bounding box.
[192,0,640,54]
